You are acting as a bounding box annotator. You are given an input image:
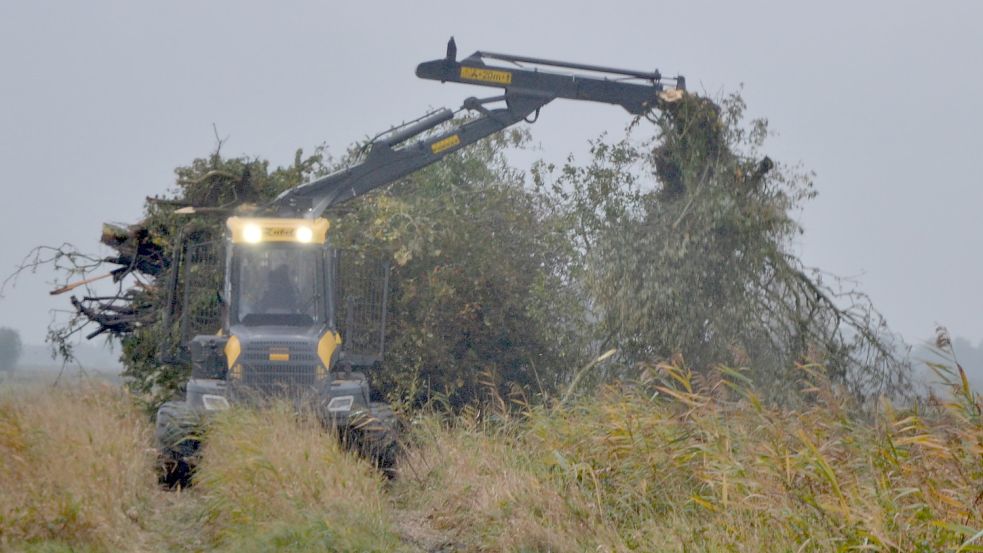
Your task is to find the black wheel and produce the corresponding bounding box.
[155,400,201,489]
[347,402,399,476]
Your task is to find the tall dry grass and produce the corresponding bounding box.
[4,352,982,552]
[397,358,983,552]
[0,382,159,552]
[0,384,409,552]
[397,410,621,551]
[189,403,408,552]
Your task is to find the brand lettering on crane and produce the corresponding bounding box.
[460,67,512,85]
[431,134,461,154]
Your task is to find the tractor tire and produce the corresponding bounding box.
[155,400,201,488]
[348,402,399,476]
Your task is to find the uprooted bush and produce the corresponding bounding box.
[536,92,909,403]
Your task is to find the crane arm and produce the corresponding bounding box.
[271,38,684,217]
[272,92,550,217]
[416,40,685,115]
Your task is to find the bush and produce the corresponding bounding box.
[329,130,582,406]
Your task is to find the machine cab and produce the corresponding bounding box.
[171,216,388,409]
[226,217,332,331]
[220,217,339,398]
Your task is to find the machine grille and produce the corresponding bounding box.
[233,342,321,399]
[237,363,318,396]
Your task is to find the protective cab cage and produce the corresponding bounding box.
[162,233,391,369]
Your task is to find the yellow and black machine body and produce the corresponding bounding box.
[189,215,388,405]
[155,38,685,485]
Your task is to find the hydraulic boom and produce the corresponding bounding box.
[272,38,684,217]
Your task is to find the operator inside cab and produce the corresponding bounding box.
[255,264,301,313]
[234,246,324,326]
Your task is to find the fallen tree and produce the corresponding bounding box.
[534,92,911,403]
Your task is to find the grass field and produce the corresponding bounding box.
[1,360,981,552]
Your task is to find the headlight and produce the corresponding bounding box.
[243,224,262,244]
[326,395,354,413]
[202,394,230,411]
[295,226,313,243]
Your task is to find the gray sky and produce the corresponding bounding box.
[1,0,980,348]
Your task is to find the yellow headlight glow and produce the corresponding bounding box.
[243,224,262,244]
[295,226,313,243]
[227,217,330,245]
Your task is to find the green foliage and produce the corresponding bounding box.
[0,326,22,370]
[535,93,907,401]
[110,127,582,407]
[214,519,399,553]
[328,129,584,405]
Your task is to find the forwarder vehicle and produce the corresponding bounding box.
[155,38,685,484]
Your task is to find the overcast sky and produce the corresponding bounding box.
[0,0,980,349]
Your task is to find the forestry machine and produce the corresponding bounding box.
[155,38,684,484]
